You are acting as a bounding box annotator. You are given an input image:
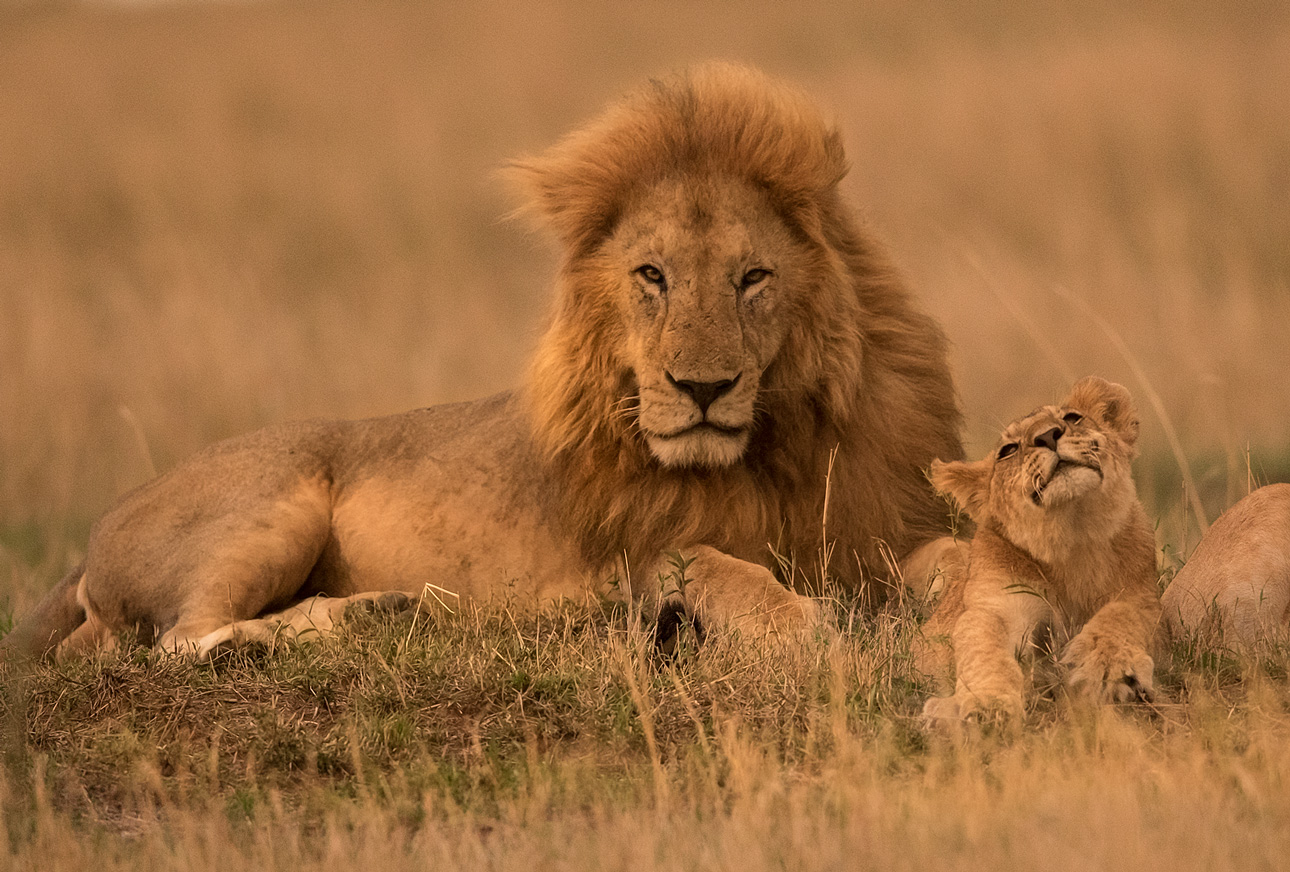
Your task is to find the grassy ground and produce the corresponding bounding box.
[2,0,1289,867]
[4,600,1290,870]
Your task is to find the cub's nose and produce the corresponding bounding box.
[1033,426,1063,451]
[666,372,740,416]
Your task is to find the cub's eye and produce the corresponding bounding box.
[740,267,772,290]
[1062,412,1084,425]
[635,264,666,287]
[997,442,1019,461]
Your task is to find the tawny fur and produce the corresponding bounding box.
[1161,483,1290,645]
[921,377,1160,721]
[1,63,962,663]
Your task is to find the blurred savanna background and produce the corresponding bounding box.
[2,0,1289,611]
[3,3,1290,869]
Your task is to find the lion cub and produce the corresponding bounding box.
[922,377,1160,721]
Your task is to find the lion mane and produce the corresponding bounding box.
[513,64,963,596]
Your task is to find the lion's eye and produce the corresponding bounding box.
[997,442,1019,461]
[1062,412,1084,425]
[740,268,772,290]
[635,264,665,287]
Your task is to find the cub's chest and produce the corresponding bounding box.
[1033,546,1132,624]
[982,527,1123,621]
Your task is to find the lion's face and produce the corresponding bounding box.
[931,377,1141,547]
[599,176,811,467]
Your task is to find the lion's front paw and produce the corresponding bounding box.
[771,592,824,633]
[194,619,279,662]
[922,690,1023,724]
[1062,632,1155,704]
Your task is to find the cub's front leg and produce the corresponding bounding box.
[923,583,1049,722]
[1062,592,1161,703]
[653,546,821,646]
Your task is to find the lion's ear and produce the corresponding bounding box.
[930,458,991,520]
[1063,376,1140,448]
[502,151,624,254]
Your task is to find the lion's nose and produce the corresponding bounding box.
[1033,426,1063,451]
[667,373,741,416]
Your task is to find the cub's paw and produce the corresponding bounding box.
[922,690,1023,724]
[1062,633,1155,704]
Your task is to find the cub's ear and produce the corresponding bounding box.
[929,458,991,520]
[1063,376,1140,447]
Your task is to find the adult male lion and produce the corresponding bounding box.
[3,63,962,661]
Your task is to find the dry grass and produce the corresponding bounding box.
[2,0,1290,868]
[4,600,1290,870]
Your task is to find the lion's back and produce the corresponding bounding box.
[1162,483,1290,642]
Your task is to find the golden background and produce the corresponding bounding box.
[2,1,1287,604]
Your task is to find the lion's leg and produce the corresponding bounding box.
[54,597,118,662]
[1062,590,1161,703]
[907,537,971,686]
[94,474,339,657]
[193,591,415,660]
[653,545,820,646]
[153,525,329,657]
[152,548,334,656]
[923,583,1049,721]
[901,536,969,603]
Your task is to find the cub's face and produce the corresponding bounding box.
[990,406,1112,511]
[931,377,1142,542]
[597,175,819,468]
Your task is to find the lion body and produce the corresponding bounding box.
[921,378,1160,720]
[1162,483,1290,645]
[4,63,963,661]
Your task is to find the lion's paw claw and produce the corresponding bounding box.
[922,691,1022,725]
[1063,637,1155,705]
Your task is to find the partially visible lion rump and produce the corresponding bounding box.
[2,63,963,662]
[1161,483,1290,645]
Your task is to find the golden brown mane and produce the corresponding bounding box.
[512,63,963,597]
